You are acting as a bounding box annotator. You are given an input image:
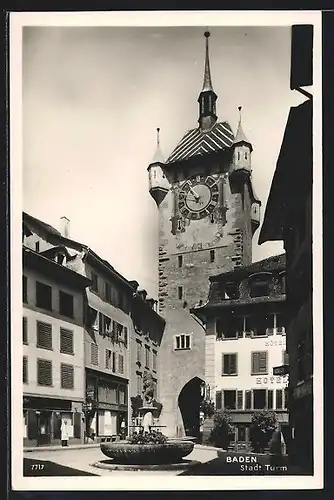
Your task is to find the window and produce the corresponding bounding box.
[267,390,273,409]
[59,291,74,318]
[210,250,215,263]
[178,286,183,300]
[35,241,40,252]
[215,390,222,410]
[137,373,142,394]
[251,351,268,375]
[23,276,27,303]
[112,352,116,372]
[245,152,248,160]
[153,350,157,371]
[105,349,112,370]
[177,220,182,231]
[136,340,142,364]
[174,334,191,350]
[284,388,288,409]
[91,343,99,366]
[145,346,150,368]
[105,282,111,303]
[118,386,126,405]
[23,356,28,384]
[276,313,286,334]
[237,390,243,410]
[37,359,52,386]
[223,390,236,410]
[276,389,283,410]
[249,276,271,298]
[246,314,274,337]
[118,354,124,374]
[36,321,52,350]
[90,272,98,293]
[23,317,28,345]
[216,317,242,340]
[245,390,252,410]
[36,281,52,311]
[237,151,240,161]
[61,363,74,389]
[222,353,238,375]
[224,282,240,299]
[282,350,289,366]
[253,389,266,410]
[60,328,74,355]
[178,255,183,268]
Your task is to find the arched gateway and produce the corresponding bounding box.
[178,376,204,441]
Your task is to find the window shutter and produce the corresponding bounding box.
[23,317,28,344]
[23,356,28,383]
[36,321,52,350]
[61,364,74,389]
[267,390,273,409]
[91,344,99,366]
[283,350,289,365]
[222,354,226,375]
[124,327,128,348]
[118,354,124,374]
[237,390,243,410]
[230,354,237,375]
[276,389,283,409]
[60,328,74,355]
[259,352,268,373]
[112,351,116,372]
[37,359,52,386]
[215,390,222,410]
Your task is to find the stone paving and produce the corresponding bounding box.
[23,445,218,477]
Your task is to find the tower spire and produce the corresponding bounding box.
[233,106,252,150]
[151,127,165,164]
[202,31,214,92]
[198,30,218,131]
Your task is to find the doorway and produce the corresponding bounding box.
[178,377,204,440]
[37,411,51,446]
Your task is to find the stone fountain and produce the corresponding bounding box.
[92,372,199,471]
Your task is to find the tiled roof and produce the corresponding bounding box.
[166,121,234,164]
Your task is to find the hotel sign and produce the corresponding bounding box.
[273,365,289,376]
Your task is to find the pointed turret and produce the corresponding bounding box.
[231,106,253,173]
[198,31,218,131]
[148,128,170,206]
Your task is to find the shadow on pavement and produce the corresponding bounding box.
[24,458,98,477]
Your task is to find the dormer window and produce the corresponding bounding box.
[245,152,248,160]
[224,282,240,300]
[249,274,271,298]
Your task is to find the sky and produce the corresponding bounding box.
[22,25,306,298]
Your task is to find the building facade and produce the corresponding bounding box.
[23,212,165,443]
[147,32,261,437]
[129,284,165,425]
[192,254,289,451]
[259,98,313,472]
[22,245,90,447]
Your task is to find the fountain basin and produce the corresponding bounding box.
[100,440,194,465]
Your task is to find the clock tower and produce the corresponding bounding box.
[148,32,261,438]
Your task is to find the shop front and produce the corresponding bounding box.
[85,370,128,441]
[23,396,83,448]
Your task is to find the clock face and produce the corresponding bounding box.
[178,175,219,220]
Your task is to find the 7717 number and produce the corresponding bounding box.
[31,464,45,470]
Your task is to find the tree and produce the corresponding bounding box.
[249,410,277,453]
[130,395,143,418]
[209,410,235,449]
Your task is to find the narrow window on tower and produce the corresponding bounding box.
[177,220,182,231]
[178,286,183,300]
[178,255,183,268]
[237,152,240,161]
[245,152,248,160]
[210,250,215,263]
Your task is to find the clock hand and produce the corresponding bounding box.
[188,186,200,201]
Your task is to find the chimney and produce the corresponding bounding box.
[60,216,70,238]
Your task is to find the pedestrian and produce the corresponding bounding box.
[61,419,69,447]
[120,419,126,440]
